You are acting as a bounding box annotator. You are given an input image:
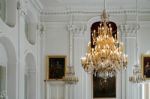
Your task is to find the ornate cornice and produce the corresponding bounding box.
[41,9,150,16]
[40,8,150,22]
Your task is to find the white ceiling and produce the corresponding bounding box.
[39,0,150,22]
[39,0,150,10]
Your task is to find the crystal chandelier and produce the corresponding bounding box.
[81,8,128,79]
[129,64,146,83]
[63,14,79,84]
[63,66,79,84]
[129,0,146,83]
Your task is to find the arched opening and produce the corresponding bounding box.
[5,0,16,27]
[0,43,7,99]
[0,0,16,27]
[91,21,117,98]
[25,10,37,45]
[25,53,36,99]
[0,0,6,22]
[0,37,17,99]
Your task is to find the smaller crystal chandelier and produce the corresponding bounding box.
[129,64,146,83]
[81,8,128,79]
[63,14,79,84]
[63,66,79,84]
[0,90,7,99]
[129,0,146,83]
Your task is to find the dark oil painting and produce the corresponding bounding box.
[47,56,66,80]
[93,76,116,98]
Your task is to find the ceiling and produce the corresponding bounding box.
[38,0,150,22]
[39,0,150,10]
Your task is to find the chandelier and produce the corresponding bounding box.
[129,0,146,83]
[63,15,79,84]
[63,66,79,84]
[129,64,146,83]
[81,9,128,79]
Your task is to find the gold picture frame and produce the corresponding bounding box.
[46,55,66,80]
[141,54,150,79]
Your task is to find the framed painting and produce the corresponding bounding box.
[46,55,66,80]
[93,76,116,98]
[141,54,150,79]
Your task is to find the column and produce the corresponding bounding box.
[37,23,45,99]
[69,24,92,99]
[119,23,140,99]
[38,24,46,99]
[17,1,27,99]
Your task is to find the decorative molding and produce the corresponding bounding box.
[19,9,27,16]
[17,1,27,16]
[118,23,140,37]
[40,8,150,22]
[37,24,45,38]
[67,24,86,36]
[41,9,150,16]
[37,24,44,32]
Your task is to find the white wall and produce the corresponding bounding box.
[45,22,69,57]
[42,9,150,99]
[0,0,42,99]
[43,21,69,99]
